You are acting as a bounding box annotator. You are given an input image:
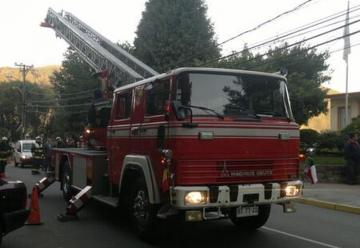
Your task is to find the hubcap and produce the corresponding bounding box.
[132,190,149,222]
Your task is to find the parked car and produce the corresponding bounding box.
[14,140,35,167]
[0,179,29,245]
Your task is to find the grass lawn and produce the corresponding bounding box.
[312,155,345,166]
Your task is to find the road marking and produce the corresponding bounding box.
[262,226,340,248]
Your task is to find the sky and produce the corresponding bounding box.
[1,0,360,93]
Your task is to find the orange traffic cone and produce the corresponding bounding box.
[26,186,43,225]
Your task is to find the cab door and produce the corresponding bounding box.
[130,85,145,154]
[108,89,133,184]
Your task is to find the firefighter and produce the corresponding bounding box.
[0,137,12,178]
[55,136,66,148]
[31,136,45,175]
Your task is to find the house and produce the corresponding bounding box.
[327,91,360,130]
[302,89,360,132]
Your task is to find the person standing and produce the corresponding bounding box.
[344,132,360,184]
[31,136,45,175]
[0,137,12,178]
[43,138,53,173]
[55,137,66,148]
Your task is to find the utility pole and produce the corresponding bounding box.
[14,63,33,139]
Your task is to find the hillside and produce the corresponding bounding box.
[0,65,59,86]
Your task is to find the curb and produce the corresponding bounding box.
[294,197,360,215]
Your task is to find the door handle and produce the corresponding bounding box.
[131,127,147,136]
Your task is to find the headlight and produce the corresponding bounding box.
[21,155,26,159]
[184,191,208,205]
[283,185,301,197]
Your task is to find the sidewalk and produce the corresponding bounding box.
[296,182,360,215]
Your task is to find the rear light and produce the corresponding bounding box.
[299,153,305,162]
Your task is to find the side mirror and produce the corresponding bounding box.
[171,101,186,121]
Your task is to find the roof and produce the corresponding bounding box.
[114,67,287,93]
[327,91,360,99]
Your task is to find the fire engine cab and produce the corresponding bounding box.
[42,8,303,239]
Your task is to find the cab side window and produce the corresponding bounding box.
[115,91,132,119]
[145,80,170,116]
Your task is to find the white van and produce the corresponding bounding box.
[14,140,36,167]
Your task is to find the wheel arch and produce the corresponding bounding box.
[119,155,160,204]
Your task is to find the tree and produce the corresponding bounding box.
[49,48,100,137]
[217,44,330,125]
[0,81,50,140]
[133,0,220,72]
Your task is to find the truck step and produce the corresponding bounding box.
[92,195,119,208]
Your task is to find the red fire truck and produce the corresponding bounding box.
[42,9,303,239]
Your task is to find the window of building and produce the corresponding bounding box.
[338,106,351,129]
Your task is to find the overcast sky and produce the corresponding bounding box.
[1,0,359,92]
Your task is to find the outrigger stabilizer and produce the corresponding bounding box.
[57,185,92,222]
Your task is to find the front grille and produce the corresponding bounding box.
[176,158,298,185]
[264,183,273,199]
[209,186,219,203]
[229,185,238,202]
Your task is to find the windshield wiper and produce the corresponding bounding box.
[187,105,224,120]
[226,106,260,119]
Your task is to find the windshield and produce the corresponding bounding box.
[176,72,293,119]
[22,143,33,152]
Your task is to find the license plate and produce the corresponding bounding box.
[236,206,259,217]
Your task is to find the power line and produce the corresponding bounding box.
[244,29,360,70]
[26,87,98,97]
[29,93,94,103]
[26,110,88,115]
[204,18,360,66]
[246,5,360,52]
[217,0,315,47]
[27,102,91,108]
[177,2,358,68]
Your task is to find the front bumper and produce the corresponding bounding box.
[170,180,303,209]
[19,157,33,165]
[1,209,29,234]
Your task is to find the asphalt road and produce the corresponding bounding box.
[2,164,360,248]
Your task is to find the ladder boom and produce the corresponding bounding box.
[43,8,158,86]
[63,11,159,78]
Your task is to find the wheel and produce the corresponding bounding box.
[130,178,159,241]
[62,162,74,202]
[229,204,271,231]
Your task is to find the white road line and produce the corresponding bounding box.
[262,226,340,248]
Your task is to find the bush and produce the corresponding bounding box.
[342,116,360,135]
[317,131,345,153]
[300,129,319,150]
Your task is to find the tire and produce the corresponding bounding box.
[0,222,3,246]
[229,204,271,231]
[62,162,74,202]
[130,178,159,241]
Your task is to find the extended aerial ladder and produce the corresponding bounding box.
[41,8,158,88]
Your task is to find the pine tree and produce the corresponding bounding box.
[134,0,220,72]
